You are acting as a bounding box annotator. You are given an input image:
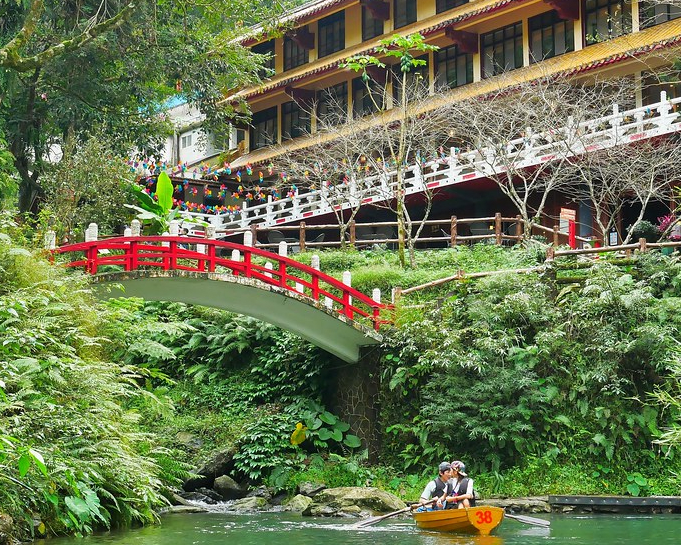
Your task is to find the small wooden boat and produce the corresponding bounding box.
[412,506,505,535]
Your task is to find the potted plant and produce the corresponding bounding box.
[627,220,660,243]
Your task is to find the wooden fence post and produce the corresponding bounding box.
[349,220,356,247]
[639,237,647,253]
[250,224,258,247]
[299,222,306,253]
[515,215,523,242]
[495,213,502,245]
[553,225,560,247]
[451,216,457,248]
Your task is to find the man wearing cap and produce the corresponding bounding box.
[444,460,476,508]
[413,462,453,511]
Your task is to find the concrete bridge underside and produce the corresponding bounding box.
[93,270,381,362]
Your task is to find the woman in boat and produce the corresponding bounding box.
[413,462,453,511]
[444,460,476,509]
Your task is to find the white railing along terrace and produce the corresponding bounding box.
[178,92,681,235]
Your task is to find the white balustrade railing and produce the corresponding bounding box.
[172,92,681,234]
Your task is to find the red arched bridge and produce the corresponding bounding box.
[53,236,391,362]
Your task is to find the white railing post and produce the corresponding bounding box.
[372,288,381,303]
[343,270,352,309]
[162,231,170,247]
[231,249,240,261]
[243,231,253,247]
[85,223,98,242]
[265,261,273,278]
[45,230,56,250]
[278,241,288,257]
[205,225,216,239]
[124,227,132,237]
[266,195,273,223]
[240,201,249,228]
[311,254,320,271]
[169,220,179,236]
[131,219,141,236]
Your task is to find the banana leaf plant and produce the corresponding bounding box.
[126,172,206,235]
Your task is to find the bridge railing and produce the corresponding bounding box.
[52,236,392,331]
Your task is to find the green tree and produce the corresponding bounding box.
[0,0,286,212]
[342,34,440,267]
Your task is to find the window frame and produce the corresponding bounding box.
[362,6,384,41]
[435,44,473,89]
[251,39,276,78]
[639,2,681,29]
[529,10,574,63]
[481,22,524,78]
[436,0,469,14]
[584,0,632,45]
[250,106,278,150]
[284,33,310,71]
[318,11,345,58]
[281,101,310,140]
[394,0,417,29]
[317,81,349,126]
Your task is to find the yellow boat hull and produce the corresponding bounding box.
[413,506,504,535]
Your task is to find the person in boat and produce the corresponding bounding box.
[444,460,476,509]
[413,462,453,511]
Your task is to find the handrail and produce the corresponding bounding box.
[53,237,392,331]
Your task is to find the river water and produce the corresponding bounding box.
[38,509,680,545]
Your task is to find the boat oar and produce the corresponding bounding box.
[354,498,437,528]
[504,512,551,527]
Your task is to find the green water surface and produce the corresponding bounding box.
[38,510,681,545]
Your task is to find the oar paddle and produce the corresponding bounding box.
[504,512,551,527]
[354,498,437,528]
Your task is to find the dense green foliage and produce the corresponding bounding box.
[0,216,169,539]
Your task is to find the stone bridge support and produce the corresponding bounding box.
[328,345,383,463]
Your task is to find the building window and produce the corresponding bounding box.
[482,22,523,78]
[436,0,469,13]
[642,72,681,105]
[529,11,574,62]
[251,39,275,78]
[362,6,384,41]
[584,0,631,45]
[318,11,345,58]
[353,77,382,117]
[284,33,309,71]
[394,0,417,29]
[640,2,681,28]
[250,106,278,150]
[281,101,310,140]
[181,134,193,148]
[317,82,348,125]
[436,44,473,88]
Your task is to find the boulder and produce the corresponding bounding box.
[302,487,406,517]
[179,491,219,505]
[230,497,268,511]
[483,496,551,513]
[196,487,224,502]
[283,494,313,513]
[213,475,247,500]
[183,447,237,491]
[246,486,272,501]
[298,481,326,496]
[175,432,204,451]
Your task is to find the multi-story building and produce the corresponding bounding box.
[153,0,681,235]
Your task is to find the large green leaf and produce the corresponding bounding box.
[156,172,174,214]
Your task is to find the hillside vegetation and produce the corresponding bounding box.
[2,226,681,540]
